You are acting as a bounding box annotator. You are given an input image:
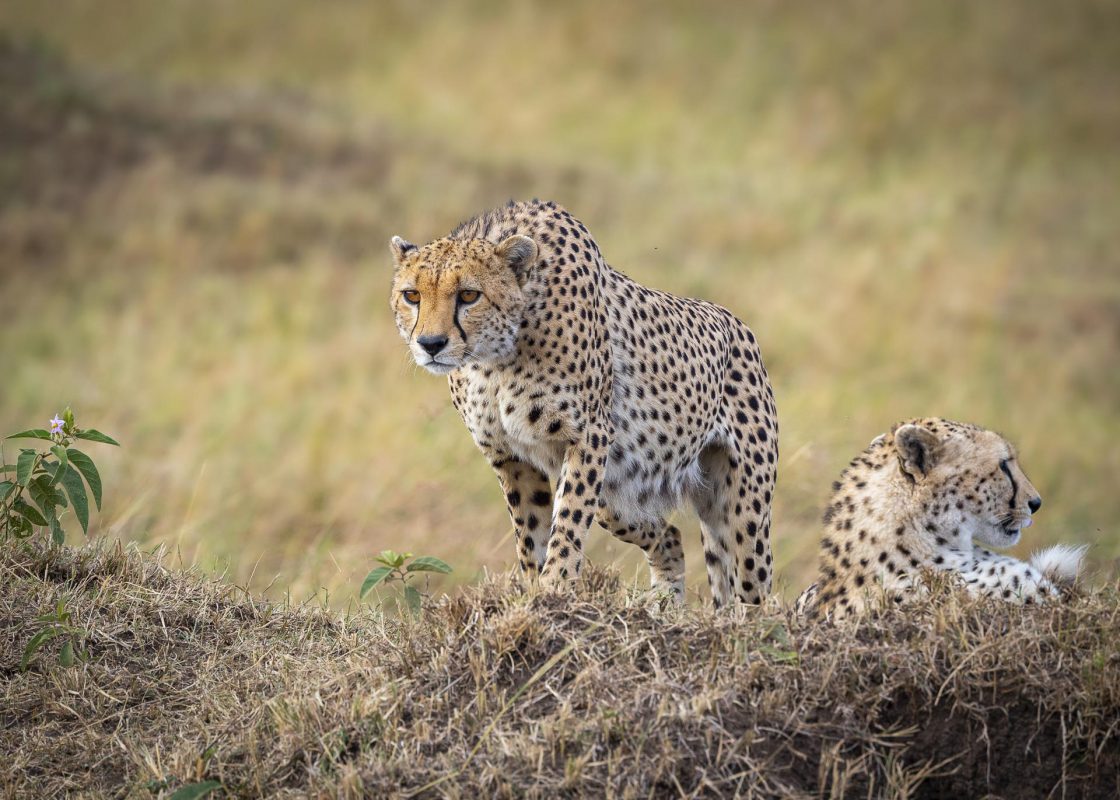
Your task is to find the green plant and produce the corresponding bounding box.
[21,597,90,671]
[1,407,118,544]
[168,780,222,800]
[360,550,452,614]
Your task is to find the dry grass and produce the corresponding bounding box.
[2,540,1119,798]
[1,1,1118,606]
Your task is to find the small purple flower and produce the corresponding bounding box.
[49,415,65,436]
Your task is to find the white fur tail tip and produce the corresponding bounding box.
[1029,544,1088,586]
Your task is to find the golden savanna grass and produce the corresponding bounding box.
[2,541,1119,797]
[1,0,1118,606]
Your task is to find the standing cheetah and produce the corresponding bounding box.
[389,200,778,605]
[796,417,1087,619]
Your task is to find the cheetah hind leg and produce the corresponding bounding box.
[596,508,685,603]
[692,442,774,607]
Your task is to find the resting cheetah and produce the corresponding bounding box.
[389,200,778,605]
[796,417,1086,619]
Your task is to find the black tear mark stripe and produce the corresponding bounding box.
[999,459,1018,510]
[408,306,420,343]
[453,300,469,345]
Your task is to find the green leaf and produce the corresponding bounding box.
[0,463,16,473]
[406,556,453,574]
[49,457,67,486]
[14,517,34,539]
[49,446,68,480]
[59,640,74,667]
[6,429,52,442]
[404,584,423,614]
[16,451,36,486]
[50,517,65,546]
[169,781,222,800]
[360,566,393,599]
[75,429,120,446]
[13,499,48,527]
[48,476,67,507]
[66,449,102,510]
[0,480,13,501]
[60,464,89,534]
[763,623,791,648]
[759,645,799,665]
[21,627,61,671]
[376,549,408,568]
[30,477,65,514]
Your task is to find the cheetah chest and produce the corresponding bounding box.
[455,368,575,476]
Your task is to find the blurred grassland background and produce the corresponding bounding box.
[1,0,1117,605]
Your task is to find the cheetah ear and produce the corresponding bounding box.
[894,424,940,479]
[495,235,538,282]
[389,236,418,266]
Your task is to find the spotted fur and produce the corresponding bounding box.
[796,417,1085,619]
[390,200,778,605]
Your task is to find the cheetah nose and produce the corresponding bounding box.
[1028,495,1042,514]
[418,335,449,357]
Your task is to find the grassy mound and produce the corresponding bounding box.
[2,542,1118,798]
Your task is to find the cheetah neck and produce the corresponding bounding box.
[822,459,975,575]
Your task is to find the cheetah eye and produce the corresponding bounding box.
[458,289,481,304]
[401,289,421,305]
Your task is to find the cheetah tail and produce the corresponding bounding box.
[1029,544,1088,586]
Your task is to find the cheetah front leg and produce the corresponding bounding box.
[539,434,609,589]
[955,550,1060,603]
[489,457,552,581]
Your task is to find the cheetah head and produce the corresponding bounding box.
[389,235,538,374]
[891,418,1043,549]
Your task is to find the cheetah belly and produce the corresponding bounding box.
[600,383,716,527]
[600,440,705,526]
